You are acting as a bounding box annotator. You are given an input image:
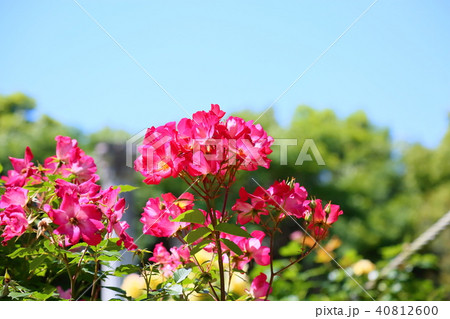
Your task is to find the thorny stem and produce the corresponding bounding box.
[90,250,100,301]
[49,231,76,300]
[263,230,318,301]
[178,174,205,199]
[61,253,76,300]
[179,166,240,301]
[221,186,230,222]
[264,229,276,301]
[207,280,220,301]
[226,260,233,296]
[205,198,226,301]
[176,234,218,300]
[176,234,220,301]
[141,261,153,300]
[72,247,89,285]
[215,232,226,301]
[274,243,317,276]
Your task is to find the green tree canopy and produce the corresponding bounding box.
[0,92,80,169]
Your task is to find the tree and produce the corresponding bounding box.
[0,92,80,170]
[235,106,449,299]
[233,106,404,255]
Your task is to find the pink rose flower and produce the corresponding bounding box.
[48,194,104,246]
[141,192,194,237]
[250,273,271,300]
[0,205,28,245]
[306,199,343,239]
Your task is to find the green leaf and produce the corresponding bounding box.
[8,291,33,300]
[103,249,121,257]
[43,239,56,253]
[279,241,304,257]
[32,287,56,301]
[172,209,205,224]
[29,255,48,272]
[215,223,252,238]
[103,286,128,298]
[96,249,121,262]
[113,264,141,276]
[101,238,123,251]
[46,174,59,182]
[70,242,88,250]
[166,284,183,296]
[2,283,9,298]
[97,255,120,261]
[0,163,3,174]
[220,238,244,256]
[173,268,192,283]
[190,239,211,256]
[184,227,211,244]
[7,247,31,258]
[112,185,139,193]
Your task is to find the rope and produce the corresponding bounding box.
[366,210,450,289]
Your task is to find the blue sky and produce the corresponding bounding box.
[1,0,449,148]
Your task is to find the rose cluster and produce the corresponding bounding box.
[134,105,343,300]
[135,104,274,185]
[148,242,191,277]
[141,192,195,237]
[141,191,271,272]
[0,136,136,249]
[232,180,343,240]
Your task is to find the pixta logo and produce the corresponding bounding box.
[272,138,325,166]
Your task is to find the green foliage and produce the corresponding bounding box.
[0,93,81,170]
[189,239,211,255]
[279,240,304,257]
[234,106,450,300]
[113,185,139,193]
[173,268,192,284]
[184,227,211,244]
[0,234,136,301]
[85,127,131,149]
[113,264,141,277]
[0,92,131,171]
[0,241,79,300]
[172,209,205,224]
[220,238,244,255]
[0,92,35,114]
[255,238,448,301]
[215,223,252,238]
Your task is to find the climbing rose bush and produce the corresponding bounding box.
[0,136,136,300]
[131,104,343,301]
[0,104,342,301]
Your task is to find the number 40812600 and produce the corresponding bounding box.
[375,305,438,316]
